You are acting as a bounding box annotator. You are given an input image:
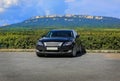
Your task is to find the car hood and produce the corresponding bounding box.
[40,37,73,42]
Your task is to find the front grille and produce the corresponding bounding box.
[44,42,63,46]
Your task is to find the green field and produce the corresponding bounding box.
[0,28,120,50]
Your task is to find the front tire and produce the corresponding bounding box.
[79,45,82,54]
[36,52,44,57]
[71,46,77,57]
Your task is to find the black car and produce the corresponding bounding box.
[36,29,85,57]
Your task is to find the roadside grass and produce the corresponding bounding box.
[0,49,120,53]
[0,49,35,52]
[87,50,120,53]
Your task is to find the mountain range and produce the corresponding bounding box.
[1,15,120,29]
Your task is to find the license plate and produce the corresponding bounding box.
[46,47,58,50]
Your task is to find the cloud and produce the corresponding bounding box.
[0,0,120,26]
[45,10,50,15]
[65,0,75,3]
[18,0,67,16]
[0,8,4,12]
[0,0,19,12]
[0,0,75,15]
[65,0,120,17]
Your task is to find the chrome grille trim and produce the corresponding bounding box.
[44,42,63,46]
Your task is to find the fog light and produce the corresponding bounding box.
[68,50,72,53]
[36,49,40,52]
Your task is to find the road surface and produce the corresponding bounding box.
[0,52,120,81]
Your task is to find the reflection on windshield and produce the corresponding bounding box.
[46,31,73,38]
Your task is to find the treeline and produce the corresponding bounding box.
[0,28,120,50]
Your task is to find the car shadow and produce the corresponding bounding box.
[76,51,86,57]
[39,49,86,58]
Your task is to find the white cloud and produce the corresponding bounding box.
[45,10,50,15]
[0,0,19,12]
[65,0,75,3]
[65,0,120,17]
[0,8,4,12]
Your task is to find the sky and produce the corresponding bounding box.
[0,0,120,26]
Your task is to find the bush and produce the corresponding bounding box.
[0,28,120,50]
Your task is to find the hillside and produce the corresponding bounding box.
[1,15,120,29]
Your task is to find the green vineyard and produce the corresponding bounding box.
[0,28,120,50]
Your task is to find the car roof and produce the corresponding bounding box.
[50,29,74,32]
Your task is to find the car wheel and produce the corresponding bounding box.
[79,45,82,54]
[36,52,44,57]
[71,46,77,57]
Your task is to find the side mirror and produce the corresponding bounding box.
[76,35,80,38]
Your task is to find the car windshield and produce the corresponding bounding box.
[46,31,73,38]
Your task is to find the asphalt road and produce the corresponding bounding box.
[0,52,120,81]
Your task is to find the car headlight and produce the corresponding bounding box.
[63,42,72,46]
[37,42,43,46]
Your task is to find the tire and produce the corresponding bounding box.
[82,47,86,54]
[36,52,44,57]
[71,46,77,57]
[79,45,82,54]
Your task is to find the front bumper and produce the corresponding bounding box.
[36,45,73,55]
